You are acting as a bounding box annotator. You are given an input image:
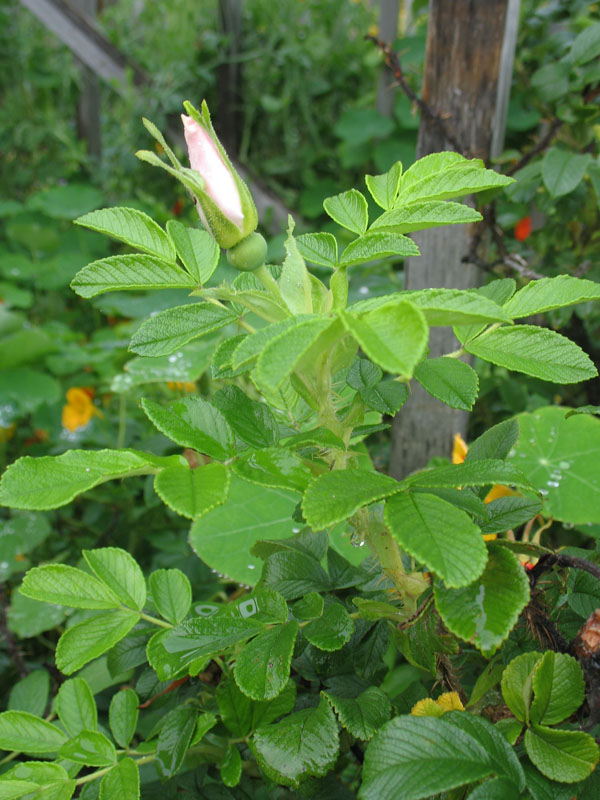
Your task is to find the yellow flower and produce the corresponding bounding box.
[167,381,197,392]
[411,691,464,717]
[62,388,102,432]
[0,424,16,442]
[452,433,468,464]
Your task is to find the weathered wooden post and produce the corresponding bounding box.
[389,0,520,478]
[75,0,101,159]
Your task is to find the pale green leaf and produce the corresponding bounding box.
[166,221,219,284]
[75,207,175,262]
[56,609,139,675]
[370,201,481,234]
[323,189,368,234]
[83,547,146,611]
[109,689,139,749]
[296,233,338,268]
[99,757,139,800]
[7,671,50,717]
[414,357,478,410]
[500,651,542,723]
[154,462,230,519]
[530,651,586,725]
[231,317,301,371]
[279,220,313,314]
[149,569,192,625]
[71,255,194,298]
[542,148,591,198]
[434,545,530,653]
[232,448,312,493]
[0,711,67,754]
[302,469,400,529]
[56,679,97,737]
[504,275,600,319]
[397,162,513,205]
[403,459,532,492]
[21,564,120,609]
[325,687,391,741]
[365,162,402,210]
[128,302,237,357]
[525,726,599,783]
[339,232,419,266]
[385,492,487,588]
[234,621,299,700]
[564,22,600,65]
[60,730,116,766]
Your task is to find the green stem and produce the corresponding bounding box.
[203,295,256,334]
[254,264,282,301]
[139,612,172,629]
[75,753,157,787]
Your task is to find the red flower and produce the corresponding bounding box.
[515,216,532,241]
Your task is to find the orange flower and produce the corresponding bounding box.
[62,387,102,432]
[515,216,532,241]
[452,433,468,464]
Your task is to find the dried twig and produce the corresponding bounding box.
[529,553,600,588]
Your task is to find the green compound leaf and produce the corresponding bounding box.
[56,679,97,737]
[190,476,299,586]
[154,462,230,519]
[296,233,338,268]
[302,469,400,530]
[148,569,192,625]
[339,301,428,377]
[0,711,67,754]
[525,725,599,783]
[385,492,487,588]
[414,357,479,410]
[56,609,139,675]
[99,757,139,800]
[370,201,482,234]
[304,603,354,651]
[232,448,313,493]
[465,325,597,384]
[507,406,600,524]
[129,302,237,357]
[504,275,600,319]
[529,652,586,726]
[141,397,234,460]
[234,621,299,701]
[83,547,146,611]
[0,449,168,510]
[21,565,120,609]
[155,707,197,780]
[75,207,175,262]
[108,689,139,749]
[360,715,492,800]
[71,255,195,298]
[339,232,420,266]
[541,148,591,198]
[365,162,402,210]
[403,459,532,492]
[166,221,219,284]
[59,730,116,767]
[501,651,542,723]
[251,696,339,789]
[325,687,391,741]
[323,189,369,234]
[8,670,50,717]
[434,545,530,654]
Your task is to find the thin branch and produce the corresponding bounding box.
[507,118,563,176]
[529,553,600,588]
[366,35,464,154]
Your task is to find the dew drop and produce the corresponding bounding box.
[559,461,571,470]
[508,448,516,458]
[539,488,549,496]
[85,467,90,473]
[359,286,369,295]
[292,527,300,533]
[529,438,535,445]
[247,564,255,570]
[546,480,560,488]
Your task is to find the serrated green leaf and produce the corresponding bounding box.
[395,152,468,197]
[148,569,192,625]
[0,449,165,511]
[501,651,542,723]
[304,603,354,651]
[56,609,139,675]
[262,549,330,600]
[505,275,600,319]
[325,687,391,741]
[99,757,139,800]
[564,21,600,65]
[0,711,67,754]
[525,725,599,783]
[155,707,197,780]
[403,459,532,491]
[454,280,516,343]
[231,317,301,371]
[480,496,543,534]
[128,302,236,357]
[8,670,50,717]
[234,621,299,700]
[296,233,338,268]
[465,418,519,463]
[251,696,339,789]
[0,763,73,800]
[396,162,513,205]
[154,462,230,520]
[190,476,299,585]
[293,592,324,621]
[190,712,218,746]
[108,689,139,749]
[165,221,219,284]
[530,652,586,726]
[232,448,312,493]
[59,730,116,766]
[542,148,591,198]
[324,189,369,234]
[141,396,233,460]
[20,564,120,609]
[56,679,97,737]
[507,406,600,524]
[434,545,530,653]
[279,220,313,314]
[0,780,40,799]
[221,744,242,788]
[213,385,279,448]
[339,301,428,377]
[370,201,482,234]
[414,357,478,410]
[71,255,195,298]
[339,232,419,266]
[83,548,146,611]
[386,492,487,587]
[302,469,400,529]
[365,163,402,210]
[360,715,492,800]
[75,207,175,261]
